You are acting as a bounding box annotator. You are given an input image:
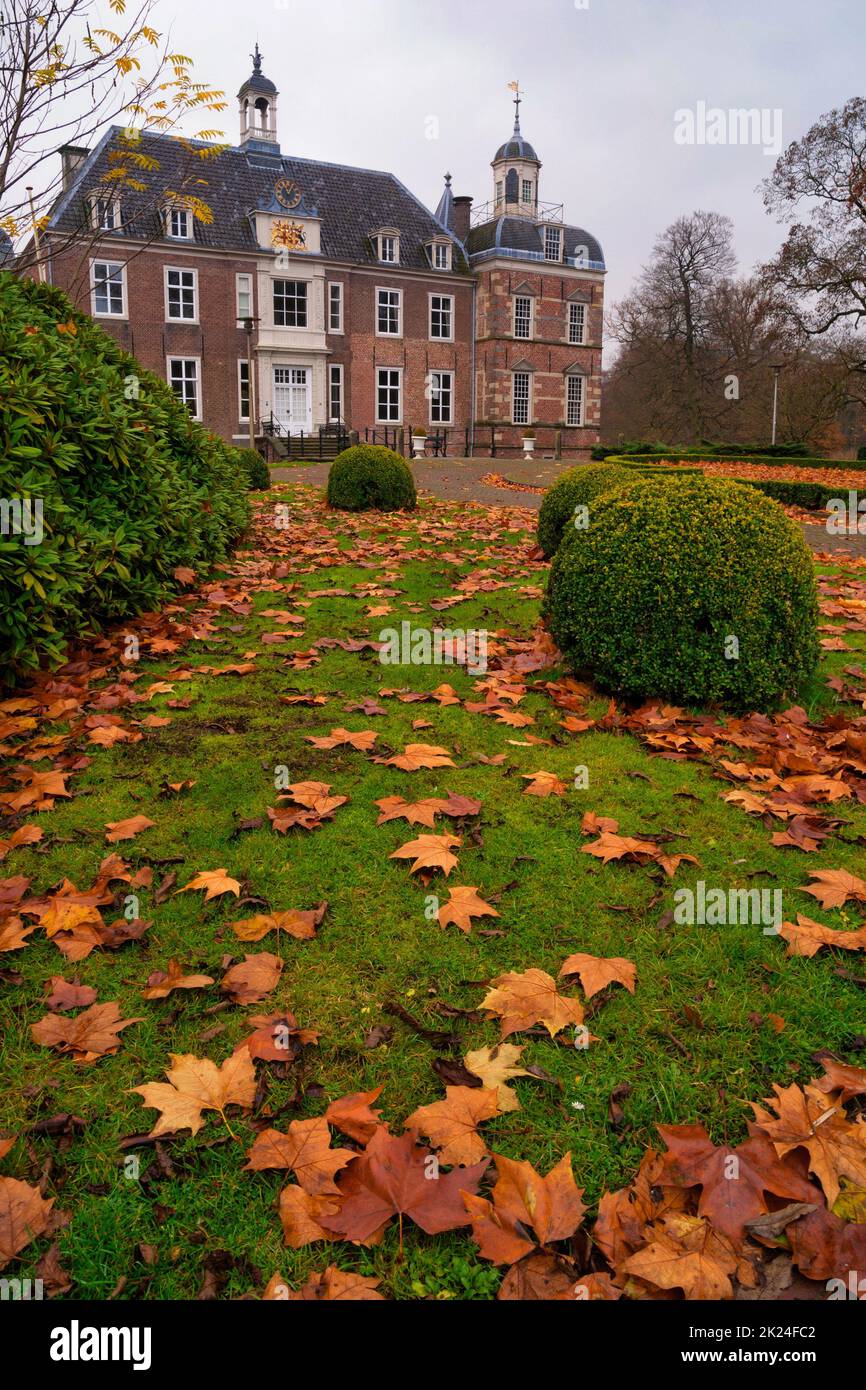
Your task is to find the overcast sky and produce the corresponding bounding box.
[114,0,863,323]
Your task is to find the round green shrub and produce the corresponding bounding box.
[0,272,250,684]
[326,444,416,512]
[537,464,634,558]
[545,476,819,710]
[234,446,271,490]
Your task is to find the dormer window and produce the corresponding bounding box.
[91,194,120,232]
[427,239,452,271]
[544,226,562,261]
[375,230,400,264]
[167,206,193,240]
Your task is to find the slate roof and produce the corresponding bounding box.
[467,215,605,269]
[494,134,540,162]
[48,128,470,274]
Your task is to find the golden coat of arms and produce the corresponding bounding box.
[271,220,306,250]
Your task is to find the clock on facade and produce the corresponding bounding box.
[274,177,302,210]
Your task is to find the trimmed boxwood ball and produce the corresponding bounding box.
[537,464,634,557]
[545,476,819,710]
[326,444,417,512]
[234,446,271,490]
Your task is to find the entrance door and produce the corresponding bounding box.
[273,366,312,435]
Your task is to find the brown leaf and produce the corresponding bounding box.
[175,869,242,901]
[559,952,637,999]
[131,1051,256,1137]
[104,815,156,844]
[436,886,499,934]
[141,960,214,1000]
[405,1087,499,1165]
[31,1001,142,1062]
[246,1117,356,1194]
[481,968,584,1040]
[463,1152,586,1265]
[221,953,283,1005]
[389,833,461,877]
[0,1177,54,1269]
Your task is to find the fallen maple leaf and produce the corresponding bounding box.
[622,1212,739,1299]
[31,1001,142,1062]
[374,743,456,771]
[131,1051,256,1137]
[174,869,242,901]
[751,1082,866,1206]
[436,886,499,934]
[389,832,461,877]
[464,1044,530,1112]
[779,914,866,958]
[325,1086,384,1144]
[264,1266,384,1301]
[305,727,378,752]
[0,1177,54,1269]
[230,903,327,942]
[559,952,637,999]
[522,770,567,797]
[405,1087,499,1166]
[44,977,98,1011]
[462,1153,586,1265]
[320,1127,488,1245]
[221,953,283,1005]
[141,959,214,999]
[104,815,156,844]
[481,968,584,1040]
[246,1116,356,1194]
[799,869,866,911]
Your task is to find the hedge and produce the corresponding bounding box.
[545,476,819,711]
[234,446,271,490]
[326,444,417,512]
[600,451,866,472]
[591,440,812,461]
[536,464,635,557]
[0,272,250,685]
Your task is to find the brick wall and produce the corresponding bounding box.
[48,239,258,443]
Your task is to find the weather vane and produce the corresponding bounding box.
[508,80,524,128]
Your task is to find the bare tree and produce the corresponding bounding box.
[0,0,227,276]
[762,96,866,386]
[608,211,736,440]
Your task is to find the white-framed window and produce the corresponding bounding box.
[238,359,250,421]
[378,233,399,264]
[496,180,504,205]
[566,374,585,426]
[522,179,533,204]
[328,282,344,333]
[514,295,533,340]
[544,226,562,261]
[91,195,119,232]
[377,287,402,336]
[377,367,402,422]
[329,363,344,422]
[273,279,308,327]
[429,370,453,426]
[164,267,197,322]
[90,259,126,317]
[236,273,253,322]
[168,207,193,239]
[429,241,451,271]
[512,371,531,426]
[569,301,587,345]
[429,293,453,341]
[167,357,201,420]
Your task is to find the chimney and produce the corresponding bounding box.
[452,195,472,242]
[59,145,90,192]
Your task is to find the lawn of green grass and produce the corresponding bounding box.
[1,483,865,1300]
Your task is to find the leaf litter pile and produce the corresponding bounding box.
[1,482,866,1301]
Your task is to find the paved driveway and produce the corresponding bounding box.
[269,456,866,558]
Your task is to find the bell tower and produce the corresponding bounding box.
[238,44,280,151]
[491,83,541,216]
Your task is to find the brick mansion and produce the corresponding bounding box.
[38,49,606,458]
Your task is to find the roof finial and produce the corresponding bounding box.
[444,171,452,187]
[508,80,523,134]
[252,42,262,74]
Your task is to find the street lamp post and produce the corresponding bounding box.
[770,363,785,447]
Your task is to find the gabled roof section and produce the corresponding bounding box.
[48,128,471,273]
